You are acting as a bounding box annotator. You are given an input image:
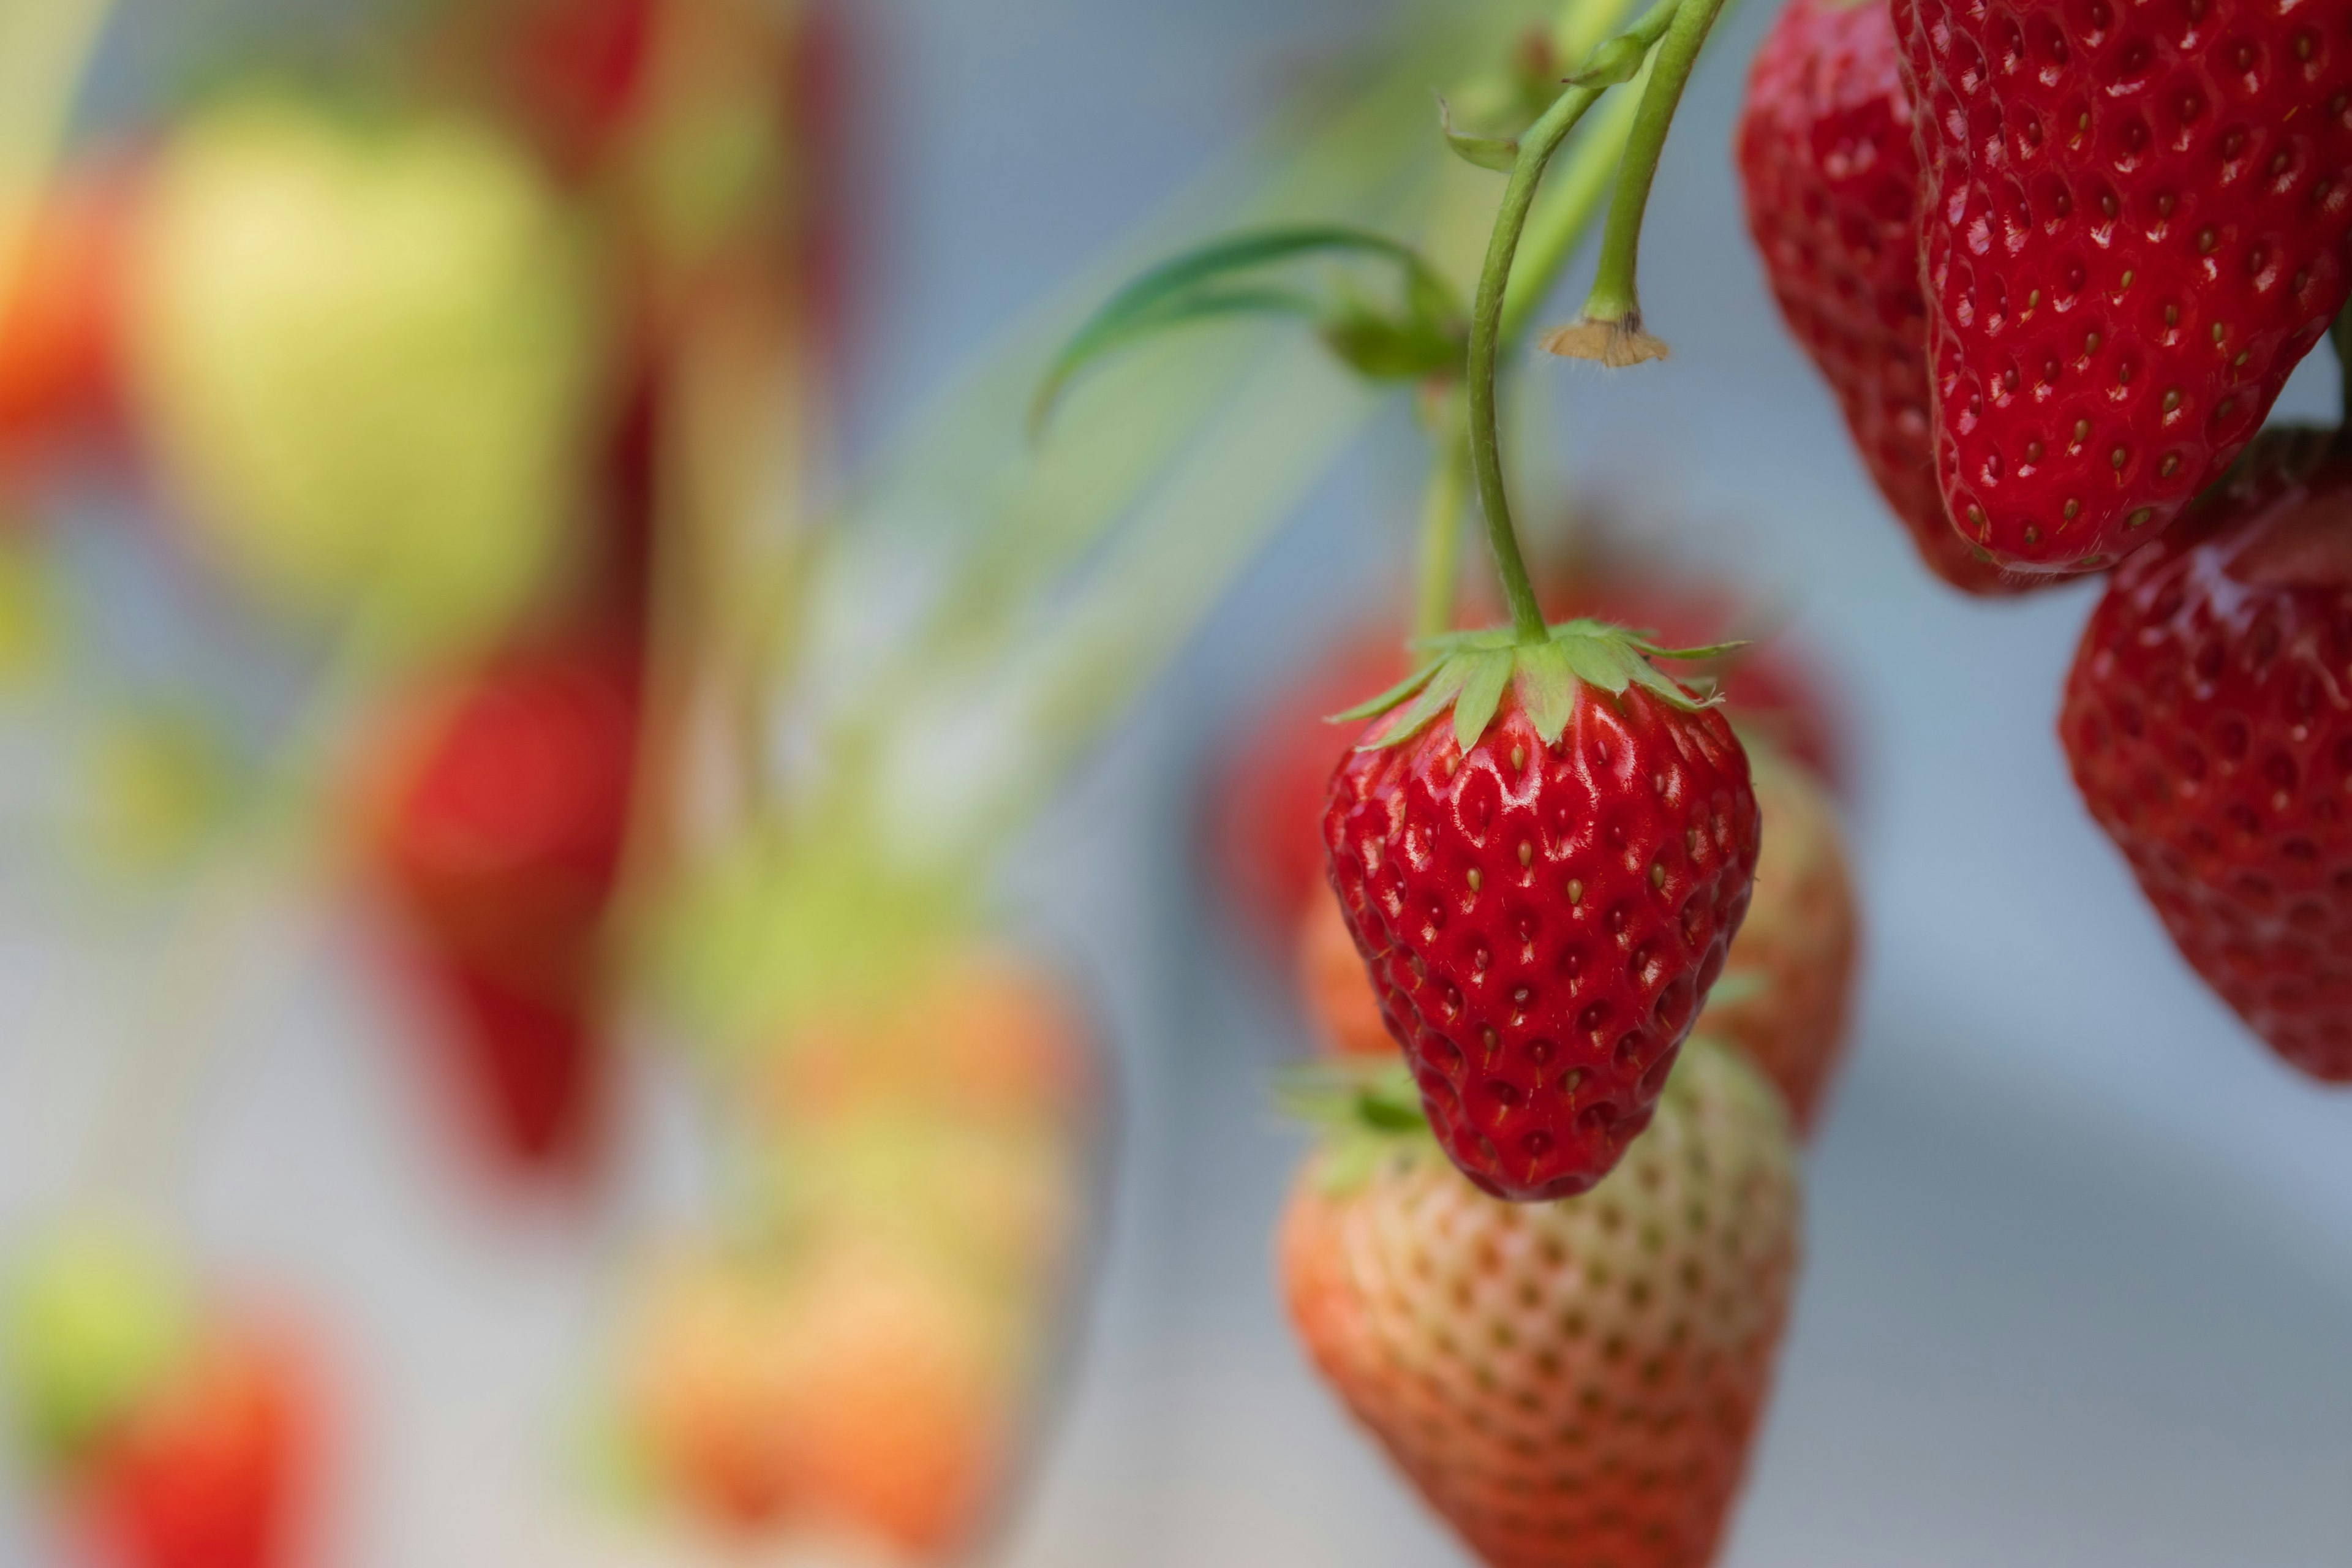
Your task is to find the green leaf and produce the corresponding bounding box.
[1318,307,1465,381]
[1033,224,1460,432]
[1513,641,1580,744]
[1436,96,1520,173]
[1452,650,1513,753]
[1361,655,1474,750]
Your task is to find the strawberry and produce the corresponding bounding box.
[1298,884,1399,1059]
[1542,564,1848,790]
[73,1326,320,1568]
[1737,0,2026,595]
[1280,1038,1801,1568]
[361,630,642,1172]
[0,167,134,484]
[1210,628,1409,952]
[1323,624,1761,1201]
[1694,739,1860,1132]
[127,94,597,652]
[1894,0,2352,574]
[2061,426,2352,1079]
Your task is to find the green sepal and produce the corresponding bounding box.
[1371,654,1477,748]
[1327,658,1443,725]
[1515,638,1578,741]
[1276,1062,1438,1194]
[1332,619,1720,755]
[1452,649,1513,754]
[1436,96,1520,173]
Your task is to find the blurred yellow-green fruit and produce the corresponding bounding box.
[3,1222,197,1471]
[127,94,599,655]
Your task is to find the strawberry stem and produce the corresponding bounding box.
[1466,0,1685,644]
[1572,0,1732,341]
[1467,80,1613,644]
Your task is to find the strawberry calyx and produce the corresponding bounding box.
[1330,619,1737,752]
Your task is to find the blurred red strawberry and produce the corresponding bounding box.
[0,167,135,487]
[361,629,643,1175]
[72,1325,320,1568]
[1207,628,1408,954]
[1545,564,1847,793]
[486,0,662,180]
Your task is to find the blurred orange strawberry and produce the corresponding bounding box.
[1296,886,1393,1060]
[0,167,135,486]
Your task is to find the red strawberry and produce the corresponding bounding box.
[73,1325,320,1568]
[363,630,642,1171]
[1894,0,2352,574]
[1210,628,1408,950]
[2061,426,2352,1079]
[1280,1038,1801,1568]
[1322,625,1761,1201]
[1738,0,2027,595]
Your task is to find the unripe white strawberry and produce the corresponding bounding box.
[1281,1038,1800,1568]
[128,94,598,655]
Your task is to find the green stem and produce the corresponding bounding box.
[1501,74,1648,342]
[1466,81,1612,643]
[1579,0,1727,327]
[1413,394,1471,641]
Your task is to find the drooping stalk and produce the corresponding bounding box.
[1464,79,1616,644]
[1566,0,1732,347]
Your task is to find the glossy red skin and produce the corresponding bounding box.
[2063,427,2352,1080]
[74,1329,318,1568]
[1324,687,1760,1200]
[1740,0,2028,595]
[369,633,641,1170]
[1894,0,2352,575]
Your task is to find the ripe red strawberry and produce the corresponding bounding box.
[1894,0,2352,574]
[2062,426,2352,1079]
[1281,1038,1801,1568]
[73,1325,320,1568]
[1694,739,1860,1132]
[362,630,642,1172]
[1738,0,2026,595]
[1323,624,1761,1201]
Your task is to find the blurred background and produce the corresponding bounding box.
[5,1,2352,1566]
